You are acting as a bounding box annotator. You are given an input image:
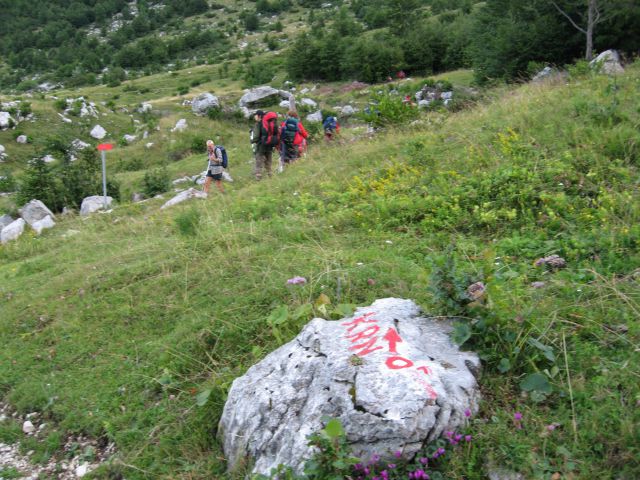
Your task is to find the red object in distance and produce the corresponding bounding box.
[97,143,114,151]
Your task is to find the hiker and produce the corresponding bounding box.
[203,140,226,194]
[323,115,340,141]
[251,110,279,180]
[397,70,406,80]
[279,110,308,165]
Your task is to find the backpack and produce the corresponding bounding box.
[209,145,228,169]
[260,111,279,148]
[282,117,299,145]
[323,116,337,131]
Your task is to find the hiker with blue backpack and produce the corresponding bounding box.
[251,110,279,181]
[323,115,340,141]
[203,139,227,194]
[279,110,308,167]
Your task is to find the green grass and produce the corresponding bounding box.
[1,64,639,479]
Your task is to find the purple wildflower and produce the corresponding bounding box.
[464,408,471,418]
[387,464,397,469]
[370,454,381,463]
[418,457,429,465]
[465,435,473,442]
[445,431,453,438]
[286,276,307,285]
[409,469,430,480]
[394,450,403,458]
[514,412,523,421]
[354,463,364,471]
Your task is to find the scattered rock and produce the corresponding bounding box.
[466,281,486,301]
[192,93,220,115]
[123,134,137,144]
[90,125,107,139]
[487,466,525,480]
[31,215,55,235]
[590,49,624,75]
[132,193,145,202]
[19,199,55,227]
[306,110,323,123]
[301,98,317,108]
[279,100,290,108]
[138,103,152,113]
[80,196,113,216]
[0,144,5,161]
[42,154,56,163]
[0,214,14,229]
[239,86,288,108]
[58,113,73,124]
[160,187,207,209]
[0,111,15,130]
[22,420,35,434]
[75,463,90,477]
[340,105,357,116]
[71,139,90,151]
[172,176,193,185]
[171,119,188,132]
[219,298,481,476]
[1,218,25,244]
[534,255,566,269]
[16,134,28,144]
[145,142,154,148]
[530,281,546,289]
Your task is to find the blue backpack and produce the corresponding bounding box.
[323,116,337,131]
[282,117,299,144]
[211,145,228,168]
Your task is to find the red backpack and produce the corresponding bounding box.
[260,111,279,148]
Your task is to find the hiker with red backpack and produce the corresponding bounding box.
[279,110,308,166]
[251,110,279,181]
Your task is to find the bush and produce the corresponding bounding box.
[142,168,171,197]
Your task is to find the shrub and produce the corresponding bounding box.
[142,168,171,197]
[174,208,201,236]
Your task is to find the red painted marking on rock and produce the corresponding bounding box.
[382,327,402,353]
[385,356,414,370]
[347,325,380,343]
[350,337,384,356]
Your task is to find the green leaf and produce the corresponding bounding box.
[292,303,313,321]
[520,373,553,393]
[267,305,289,326]
[323,418,344,439]
[452,322,472,346]
[196,388,211,407]
[334,304,356,318]
[527,338,555,362]
[498,358,511,373]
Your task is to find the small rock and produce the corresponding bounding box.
[466,281,486,301]
[80,196,113,216]
[590,49,624,75]
[1,218,26,244]
[123,134,137,144]
[76,463,90,477]
[530,281,546,289]
[16,134,28,144]
[90,125,107,139]
[171,119,187,132]
[160,187,207,209]
[31,215,55,235]
[534,255,566,269]
[306,110,323,123]
[22,420,35,434]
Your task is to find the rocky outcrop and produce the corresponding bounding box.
[80,196,112,216]
[239,86,289,108]
[219,298,480,476]
[306,110,323,123]
[590,49,624,75]
[160,187,207,209]
[1,218,26,244]
[191,93,220,115]
[19,200,55,227]
[0,112,15,130]
[32,215,55,235]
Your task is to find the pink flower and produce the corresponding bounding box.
[465,435,472,442]
[514,412,523,421]
[394,450,402,458]
[286,276,307,285]
[464,408,471,417]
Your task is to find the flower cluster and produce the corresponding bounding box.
[286,276,307,285]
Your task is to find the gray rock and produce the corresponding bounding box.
[41,154,56,163]
[90,125,107,139]
[239,86,282,108]
[487,467,525,480]
[16,135,28,144]
[19,199,55,226]
[301,98,317,108]
[0,214,13,229]
[160,187,207,209]
[441,91,453,100]
[219,298,481,476]
[341,105,357,116]
[171,119,187,132]
[279,100,291,108]
[1,218,26,244]
[306,110,323,123]
[0,144,5,161]
[532,66,554,82]
[192,93,220,115]
[534,254,566,269]
[22,420,35,434]
[80,196,113,216]
[71,139,90,151]
[590,49,624,75]
[123,134,137,144]
[418,100,431,108]
[0,112,15,129]
[132,193,145,202]
[31,215,55,235]
[138,103,152,113]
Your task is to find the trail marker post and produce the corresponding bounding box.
[97,143,114,210]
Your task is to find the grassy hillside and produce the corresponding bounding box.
[1,64,639,480]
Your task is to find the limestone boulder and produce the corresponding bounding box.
[31,215,55,235]
[306,110,323,123]
[219,298,480,476]
[301,98,317,108]
[590,49,624,75]
[16,135,28,144]
[239,86,288,108]
[90,125,107,139]
[19,199,55,227]
[1,218,26,244]
[0,112,15,130]
[0,214,14,229]
[172,119,188,132]
[192,93,220,115]
[0,144,5,161]
[160,187,207,209]
[80,196,113,216]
